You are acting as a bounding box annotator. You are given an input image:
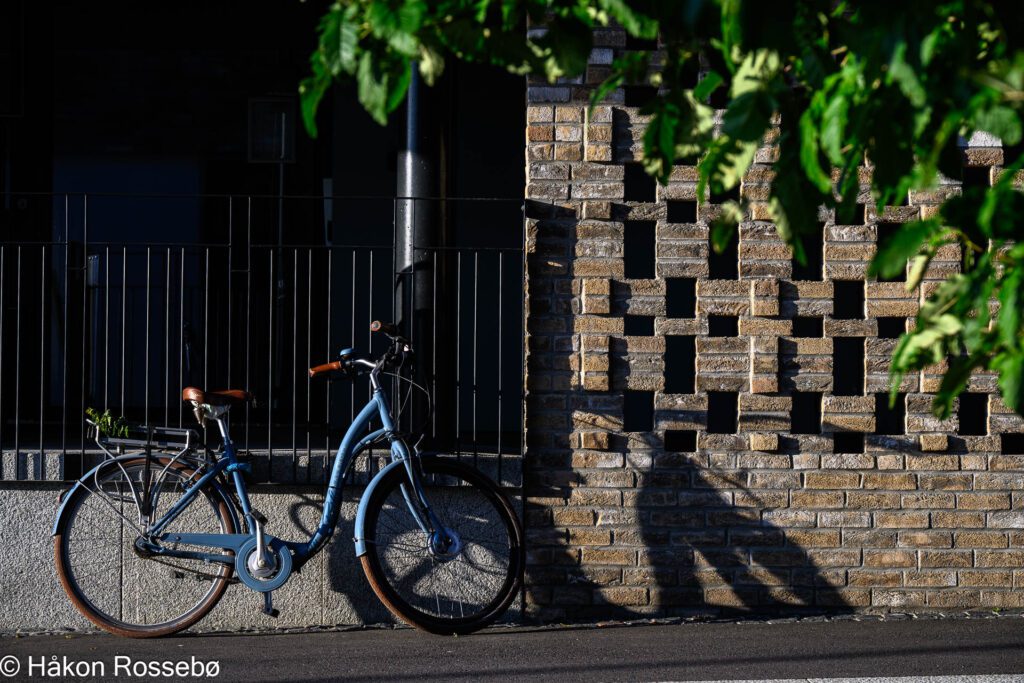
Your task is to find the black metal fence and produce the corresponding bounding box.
[0,193,525,485]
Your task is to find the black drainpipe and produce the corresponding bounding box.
[395,66,438,443]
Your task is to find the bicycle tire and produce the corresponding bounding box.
[360,458,524,635]
[54,456,236,638]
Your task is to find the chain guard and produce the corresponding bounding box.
[235,535,293,592]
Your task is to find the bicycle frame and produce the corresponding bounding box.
[53,379,440,580]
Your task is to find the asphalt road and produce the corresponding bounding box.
[2,617,1023,682]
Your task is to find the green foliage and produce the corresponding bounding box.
[86,408,130,439]
[302,0,1024,418]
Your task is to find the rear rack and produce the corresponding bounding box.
[84,419,208,528]
[87,420,201,457]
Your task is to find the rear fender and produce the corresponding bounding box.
[52,454,240,536]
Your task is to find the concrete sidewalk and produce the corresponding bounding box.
[1,615,1023,682]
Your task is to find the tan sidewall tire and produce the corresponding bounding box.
[54,457,236,638]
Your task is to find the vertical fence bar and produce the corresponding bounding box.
[432,250,438,442]
[324,248,333,483]
[120,247,126,421]
[267,249,274,480]
[38,246,45,477]
[61,212,69,460]
[455,250,461,460]
[14,246,21,464]
[178,247,185,428]
[349,250,355,455]
[292,247,298,477]
[164,247,170,427]
[203,249,209,405]
[103,246,109,414]
[80,196,87,456]
[227,197,233,389]
[0,246,4,475]
[472,251,479,467]
[145,247,151,427]
[497,251,504,483]
[244,197,252,452]
[306,248,312,483]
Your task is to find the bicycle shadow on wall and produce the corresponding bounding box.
[560,387,854,622]
[523,195,853,622]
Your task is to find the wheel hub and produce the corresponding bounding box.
[428,527,462,560]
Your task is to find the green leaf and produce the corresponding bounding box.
[820,91,848,164]
[418,44,445,86]
[973,106,1023,147]
[798,108,834,193]
[711,201,744,254]
[868,219,939,280]
[597,0,658,39]
[730,49,780,98]
[698,137,757,197]
[906,253,930,292]
[998,268,1022,350]
[995,352,1024,414]
[693,70,724,102]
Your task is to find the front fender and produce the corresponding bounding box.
[52,455,241,537]
[353,458,409,557]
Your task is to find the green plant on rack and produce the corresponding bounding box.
[86,407,131,439]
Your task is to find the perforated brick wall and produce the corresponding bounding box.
[522,26,1024,620]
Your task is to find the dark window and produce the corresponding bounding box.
[792,316,824,338]
[958,392,988,436]
[708,229,739,280]
[962,166,991,190]
[624,315,654,336]
[708,315,739,337]
[707,392,738,434]
[791,392,822,435]
[664,336,696,394]
[625,34,658,51]
[876,224,906,282]
[833,280,865,320]
[875,393,906,435]
[623,85,658,108]
[792,224,824,281]
[664,430,697,452]
[1001,434,1024,455]
[624,163,657,202]
[877,317,906,339]
[833,338,865,396]
[709,184,740,205]
[623,391,654,432]
[624,221,656,279]
[833,432,865,454]
[666,200,697,223]
[666,278,696,318]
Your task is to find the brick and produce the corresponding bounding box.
[805,471,861,489]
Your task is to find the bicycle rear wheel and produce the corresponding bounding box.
[360,458,524,635]
[54,456,235,637]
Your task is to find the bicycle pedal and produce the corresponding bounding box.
[262,592,279,618]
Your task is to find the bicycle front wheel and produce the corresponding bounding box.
[360,458,524,635]
[54,456,235,637]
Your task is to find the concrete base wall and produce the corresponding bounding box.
[1,484,522,632]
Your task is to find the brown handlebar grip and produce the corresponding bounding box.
[309,360,343,378]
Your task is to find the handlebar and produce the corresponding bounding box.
[370,320,402,338]
[308,321,410,379]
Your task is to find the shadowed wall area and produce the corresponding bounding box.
[521,25,1024,622]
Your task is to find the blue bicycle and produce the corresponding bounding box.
[54,321,523,637]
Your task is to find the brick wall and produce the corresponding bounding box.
[522,25,1024,621]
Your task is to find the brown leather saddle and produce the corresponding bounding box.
[181,387,254,407]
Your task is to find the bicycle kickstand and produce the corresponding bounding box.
[262,591,279,618]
